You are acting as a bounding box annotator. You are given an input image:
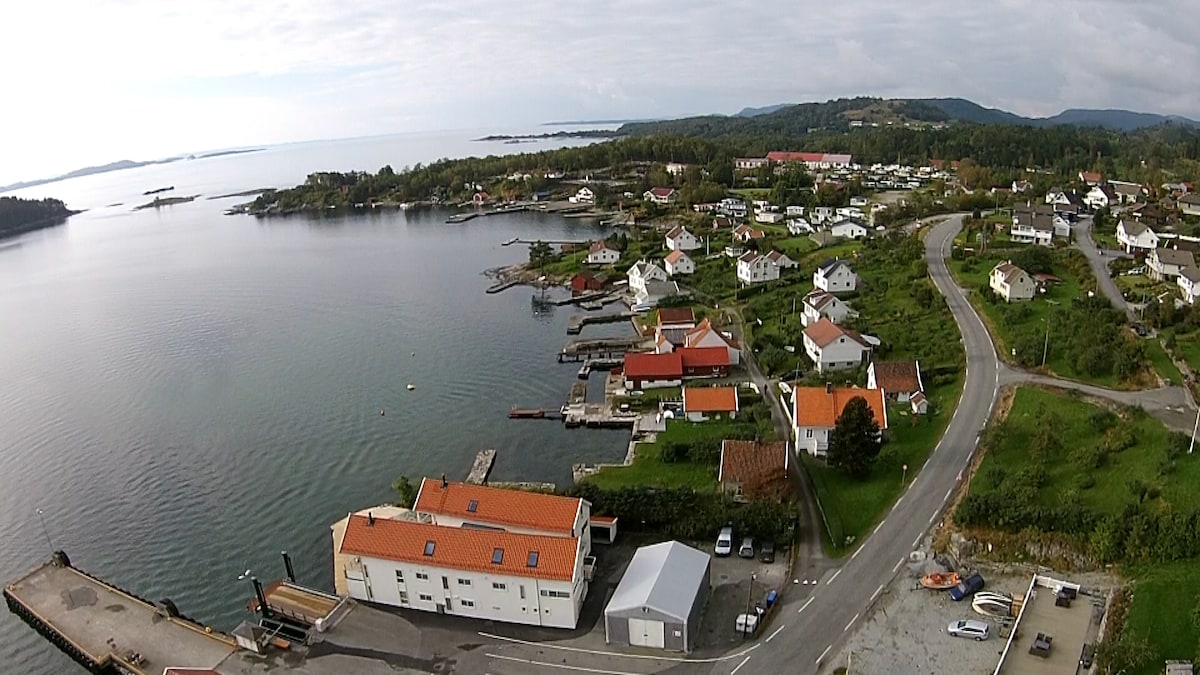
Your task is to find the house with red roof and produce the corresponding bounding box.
[679,346,730,379]
[682,386,739,422]
[336,479,594,629]
[802,318,874,373]
[623,351,683,389]
[719,440,790,501]
[664,249,695,276]
[791,384,888,457]
[866,360,924,402]
[683,318,740,365]
[643,187,679,205]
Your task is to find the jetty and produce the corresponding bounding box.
[445,212,480,224]
[465,448,496,484]
[508,407,564,420]
[485,279,521,294]
[578,357,623,379]
[551,290,614,307]
[559,336,649,362]
[564,404,639,429]
[4,553,238,674]
[567,310,636,335]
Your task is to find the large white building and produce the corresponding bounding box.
[337,479,594,629]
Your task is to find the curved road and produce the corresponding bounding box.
[726,214,1000,674]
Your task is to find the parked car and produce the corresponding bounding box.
[947,619,990,641]
[949,573,986,601]
[1079,643,1096,668]
[760,541,775,563]
[715,526,734,557]
[738,537,755,558]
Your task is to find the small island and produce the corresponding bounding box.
[474,129,620,142]
[133,195,199,210]
[142,186,175,196]
[0,196,79,239]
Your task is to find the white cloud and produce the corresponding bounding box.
[2,0,1198,184]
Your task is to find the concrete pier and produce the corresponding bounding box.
[566,311,637,335]
[464,448,496,484]
[558,336,650,362]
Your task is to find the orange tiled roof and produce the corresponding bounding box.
[685,318,738,349]
[415,479,582,535]
[793,386,887,429]
[683,386,739,413]
[720,440,788,485]
[623,351,683,379]
[664,249,689,264]
[803,317,868,348]
[679,346,730,368]
[340,515,578,582]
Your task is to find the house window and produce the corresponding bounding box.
[418,593,433,602]
[805,429,813,438]
[457,578,472,587]
[519,585,526,599]
[415,572,429,581]
[399,591,409,604]
[539,589,570,599]
[394,570,404,581]
[467,500,478,513]
[527,551,540,568]
[460,599,475,608]
[423,540,436,556]
[493,582,507,591]
[492,548,504,564]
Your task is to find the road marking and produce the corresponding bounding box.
[827,569,842,585]
[798,596,815,614]
[844,613,860,632]
[929,508,939,524]
[488,654,644,674]
[874,520,886,534]
[765,624,787,643]
[893,558,904,573]
[892,494,904,509]
[478,632,759,663]
[872,584,885,601]
[731,655,752,674]
[913,533,923,548]
[816,645,833,664]
[944,487,954,502]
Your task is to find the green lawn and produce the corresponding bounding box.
[1144,339,1183,385]
[730,188,770,200]
[1124,562,1200,675]
[805,377,963,553]
[967,387,1200,514]
[585,419,752,490]
[1165,327,1200,377]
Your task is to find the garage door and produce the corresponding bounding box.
[627,618,665,648]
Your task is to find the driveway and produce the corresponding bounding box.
[1073,216,1135,320]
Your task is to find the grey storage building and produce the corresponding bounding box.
[604,540,711,652]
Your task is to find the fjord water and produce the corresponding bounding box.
[0,130,629,672]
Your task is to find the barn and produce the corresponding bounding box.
[603,541,710,652]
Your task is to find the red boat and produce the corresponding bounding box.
[920,572,961,590]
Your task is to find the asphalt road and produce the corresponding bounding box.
[719,214,1000,674]
[1072,215,1135,320]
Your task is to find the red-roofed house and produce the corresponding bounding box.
[682,386,739,421]
[623,352,683,389]
[802,318,873,373]
[683,319,740,365]
[664,249,695,276]
[791,385,888,457]
[413,478,589,539]
[678,346,730,378]
[643,188,679,205]
[719,440,790,501]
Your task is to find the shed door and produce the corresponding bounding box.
[627,618,665,648]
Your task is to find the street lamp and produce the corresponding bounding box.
[901,463,908,486]
[743,572,757,638]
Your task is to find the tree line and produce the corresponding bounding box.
[0,196,77,239]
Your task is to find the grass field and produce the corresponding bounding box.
[1166,326,1200,377]
[967,387,1200,514]
[585,419,752,490]
[804,377,963,553]
[1144,338,1183,384]
[1124,561,1200,675]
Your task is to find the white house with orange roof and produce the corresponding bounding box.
[665,226,701,252]
[644,188,678,205]
[683,318,740,364]
[802,318,874,373]
[791,384,888,456]
[336,479,594,629]
[682,386,739,422]
[664,249,695,276]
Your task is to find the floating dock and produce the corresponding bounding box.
[4,554,238,674]
[559,336,649,362]
[465,448,497,484]
[566,311,637,335]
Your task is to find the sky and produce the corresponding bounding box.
[2,0,1198,185]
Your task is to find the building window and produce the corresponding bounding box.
[492,582,507,591]
[423,540,436,556]
[461,599,475,608]
[519,585,526,600]
[457,578,471,586]
[418,593,433,602]
[539,589,570,599]
[415,572,429,581]
[805,429,813,438]
[394,570,404,581]
[399,591,409,604]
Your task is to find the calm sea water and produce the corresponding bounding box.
[0,129,630,673]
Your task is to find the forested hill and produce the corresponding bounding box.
[0,196,78,239]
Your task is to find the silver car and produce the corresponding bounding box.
[947,619,990,641]
[715,526,734,557]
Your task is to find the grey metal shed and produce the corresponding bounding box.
[604,541,711,652]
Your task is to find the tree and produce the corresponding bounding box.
[828,397,882,478]
[392,475,418,508]
[528,240,554,267]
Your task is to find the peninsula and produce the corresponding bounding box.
[473,129,619,142]
[133,194,199,210]
[0,195,79,239]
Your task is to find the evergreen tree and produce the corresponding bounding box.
[828,397,882,479]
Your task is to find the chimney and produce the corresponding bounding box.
[825,382,832,394]
[251,577,271,619]
[367,512,375,526]
[441,474,448,488]
[281,551,296,584]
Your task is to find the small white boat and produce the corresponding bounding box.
[407,383,416,391]
[972,592,1016,617]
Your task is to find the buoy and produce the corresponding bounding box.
[407,383,416,391]
[411,351,416,357]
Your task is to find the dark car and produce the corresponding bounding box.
[949,573,985,601]
[760,541,776,563]
[1080,643,1096,668]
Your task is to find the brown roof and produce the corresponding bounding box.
[679,346,730,368]
[340,514,577,582]
[623,351,683,379]
[870,361,921,395]
[793,386,887,429]
[589,240,616,253]
[664,249,690,264]
[657,307,695,326]
[1154,248,1196,267]
[683,386,739,413]
[414,478,582,535]
[648,187,675,198]
[803,317,868,349]
[803,290,838,311]
[665,225,689,239]
[720,440,788,486]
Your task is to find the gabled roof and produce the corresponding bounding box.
[647,187,676,198]
[679,346,730,369]
[623,351,683,379]
[765,250,791,264]
[1181,266,1200,283]
[1154,248,1197,267]
[803,290,839,311]
[604,541,709,620]
[1119,219,1149,236]
[682,386,738,413]
[665,225,692,240]
[870,361,921,395]
[415,478,583,535]
[629,260,665,279]
[803,317,869,349]
[1080,171,1102,184]
[657,307,695,326]
[719,440,788,486]
[1092,185,1118,200]
[664,249,691,264]
[992,261,1029,285]
[340,514,577,581]
[738,250,762,264]
[589,240,617,253]
[685,318,738,349]
[816,258,853,276]
[793,386,887,429]
[1112,182,1144,196]
[1180,193,1200,206]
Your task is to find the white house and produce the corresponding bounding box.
[664,249,695,276]
[791,385,887,457]
[785,205,806,217]
[755,210,785,224]
[787,218,813,235]
[570,187,595,205]
[665,162,688,176]
[1010,213,1054,246]
[732,224,765,243]
[765,250,798,269]
[1180,194,1200,217]
[1084,185,1118,210]
[849,196,870,207]
[829,218,869,240]
[737,251,780,285]
[627,260,668,298]
[682,319,740,365]
[1045,188,1069,206]
[802,317,873,373]
[586,241,620,265]
[801,290,856,326]
[989,261,1036,302]
[1179,266,1200,305]
[1148,248,1197,282]
[734,158,768,170]
[1110,181,1145,205]
[681,386,739,422]
[1116,220,1160,254]
[813,259,858,294]
[867,360,924,402]
[644,188,679,205]
[338,479,593,630]
[664,226,701,252]
[835,207,866,221]
[810,206,834,224]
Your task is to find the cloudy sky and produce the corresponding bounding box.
[2,0,1197,185]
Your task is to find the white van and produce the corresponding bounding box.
[947,619,990,641]
[715,526,734,557]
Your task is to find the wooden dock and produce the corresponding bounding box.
[567,311,637,335]
[465,448,496,484]
[446,212,480,223]
[578,358,623,379]
[559,336,649,362]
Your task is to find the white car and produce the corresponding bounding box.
[715,526,734,557]
[947,619,990,641]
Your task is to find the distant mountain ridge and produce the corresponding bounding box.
[731,97,1199,131]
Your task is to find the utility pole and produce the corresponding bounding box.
[1190,405,1199,454]
[1041,312,1051,368]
